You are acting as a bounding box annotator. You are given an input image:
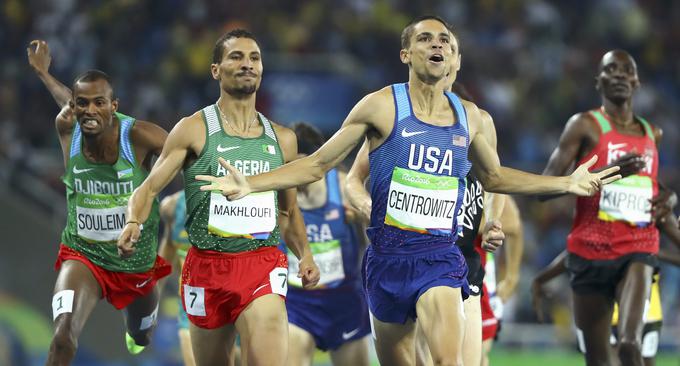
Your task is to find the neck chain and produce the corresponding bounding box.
[216,103,258,135]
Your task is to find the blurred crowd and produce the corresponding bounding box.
[2,0,680,361]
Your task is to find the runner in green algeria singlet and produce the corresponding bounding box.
[61,112,159,272]
[183,104,284,252]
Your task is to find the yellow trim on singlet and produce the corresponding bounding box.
[612,274,662,325]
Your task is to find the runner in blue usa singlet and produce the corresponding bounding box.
[283,169,370,351]
[282,123,370,364]
[364,83,471,323]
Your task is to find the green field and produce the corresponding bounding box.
[310,347,680,365]
[488,349,679,366]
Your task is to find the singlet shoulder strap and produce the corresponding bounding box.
[69,121,82,158]
[589,110,612,134]
[445,91,468,133]
[258,113,278,142]
[117,112,136,164]
[636,116,655,142]
[392,83,411,122]
[203,105,222,136]
[326,169,342,206]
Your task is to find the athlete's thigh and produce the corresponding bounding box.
[123,285,160,333]
[235,294,288,366]
[52,259,102,336]
[616,262,653,342]
[372,314,417,366]
[416,286,465,364]
[330,336,370,366]
[189,322,237,366]
[415,322,433,366]
[178,328,197,366]
[573,291,615,362]
[287,322,315,366]
[462,295,482,366]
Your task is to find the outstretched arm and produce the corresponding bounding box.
[345,139,372,222]
[196,90,391,199]
[468,105,620,196]
[27,40,72,108]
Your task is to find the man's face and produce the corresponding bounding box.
[596,51,639,104]
[71,79,117,136]
[401,19,458,84]
[211,37,263,96]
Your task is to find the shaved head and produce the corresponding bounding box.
[598,49,637,74]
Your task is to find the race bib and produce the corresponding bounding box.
[288,240,344,288]
[208,191,276,239]
[75,194,129,242]
[598,175,653,225]
[385,167,459,235]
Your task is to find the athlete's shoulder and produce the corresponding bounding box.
[267,121,298,162]
[130,119,168,145]
[269,120,295,140]
[170,110,206,136]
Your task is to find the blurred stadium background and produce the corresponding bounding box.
[1,0,679,365]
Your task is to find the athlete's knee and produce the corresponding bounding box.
[618,338,642,359]
[51,321,78,356]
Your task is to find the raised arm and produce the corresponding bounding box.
[345,139,372,222]
[273,125,320,288]
[27,40,72,108]
[467,104,620,196]
[197,89,392,199]
[117,116,198,257]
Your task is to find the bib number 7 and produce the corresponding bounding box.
[269,267,288,296]
[183,285,206,316]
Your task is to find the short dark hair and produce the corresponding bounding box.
[213,28,259,64]
[400,15,456,49]
[73,69,114,98]
[290,122,325,156]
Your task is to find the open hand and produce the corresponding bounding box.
[298,254,320,289]
[117,222,141,258]
[27,40,51,75]
[569,155,621,196]
[196,157,251,200]
[481,220,504,252]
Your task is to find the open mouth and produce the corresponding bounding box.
[429,54,445,63]
[81,118,99,129]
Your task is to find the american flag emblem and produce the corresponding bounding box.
[325,209,340,220]
[452,135,466,147]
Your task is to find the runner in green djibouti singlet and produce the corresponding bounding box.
[27,42,171,365]
[62,111,159,271]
